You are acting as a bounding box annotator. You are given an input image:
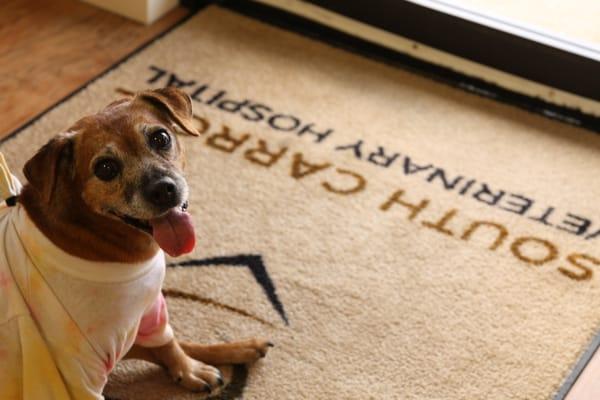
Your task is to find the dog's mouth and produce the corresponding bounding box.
[109,201,195,257]
[112,213,154,235]
[110,202,189,235]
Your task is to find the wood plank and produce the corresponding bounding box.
[0,0,190,139]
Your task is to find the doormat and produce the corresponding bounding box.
[2,5,600,400]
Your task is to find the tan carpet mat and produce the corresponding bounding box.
[2,5,600,399]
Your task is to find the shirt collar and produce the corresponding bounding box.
[13,205,164,283]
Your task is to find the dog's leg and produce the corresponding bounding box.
[125,339,224,394]
[179,338,274,365]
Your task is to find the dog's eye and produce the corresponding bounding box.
[94,158,121,181]
[149,129,171,151]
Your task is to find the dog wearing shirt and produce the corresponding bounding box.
[0,87,272,400]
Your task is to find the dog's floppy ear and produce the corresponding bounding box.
[137,87,199,136]
[24,133,74,204]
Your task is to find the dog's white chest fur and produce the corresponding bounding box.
[0,203,172,400]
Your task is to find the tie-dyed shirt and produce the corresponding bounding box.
[0,200,173,399]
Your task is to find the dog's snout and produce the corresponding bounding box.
[144,177,180,210]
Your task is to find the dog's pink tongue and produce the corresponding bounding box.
[150,209,196,257]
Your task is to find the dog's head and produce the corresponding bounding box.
[23,87,200,257]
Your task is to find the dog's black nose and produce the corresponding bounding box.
[144,178,180,210]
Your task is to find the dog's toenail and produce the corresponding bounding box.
[203,383,211,393]
[217,376,224,386]
[267,342,274,347]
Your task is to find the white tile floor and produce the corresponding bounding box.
[443,0,600,47]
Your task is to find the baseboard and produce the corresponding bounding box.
[81,0,179,24]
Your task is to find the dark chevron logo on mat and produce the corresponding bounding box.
[167,254,289,325]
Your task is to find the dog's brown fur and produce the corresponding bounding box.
[19,87,271,395]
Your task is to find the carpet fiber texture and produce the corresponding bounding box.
[2,5,600,400]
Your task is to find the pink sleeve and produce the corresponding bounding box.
[135,292,174,347]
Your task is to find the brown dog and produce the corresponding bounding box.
[0,87,271,398]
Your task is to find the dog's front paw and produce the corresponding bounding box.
[180,337,275,366]
[233,338,274,364]
[170,357,224,395]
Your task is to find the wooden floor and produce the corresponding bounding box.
[0,0,190,140]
